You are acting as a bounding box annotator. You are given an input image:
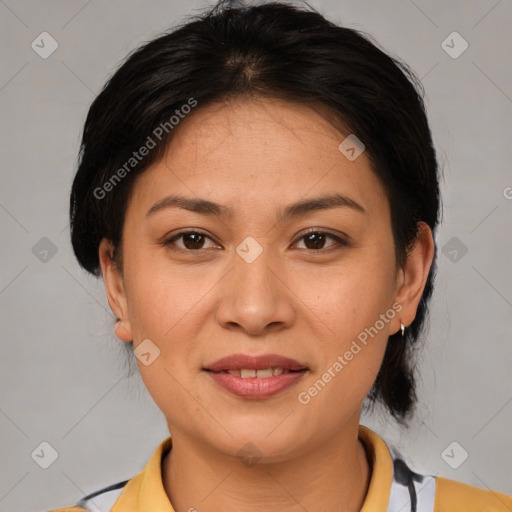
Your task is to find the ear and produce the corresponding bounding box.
[392,221,435,334]
[98,238,132,343]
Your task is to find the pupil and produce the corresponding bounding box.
[184,233,204,250]
[305,232,325,250]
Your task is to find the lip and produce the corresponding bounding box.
[204,353,307,372]
[203,353,308,400]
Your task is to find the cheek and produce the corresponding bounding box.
[291,249,397,339]
[291,248,396,400]
[295,346,385,442]
[295,292,393,429]
[124,258,212,341]
[123,261,216,398]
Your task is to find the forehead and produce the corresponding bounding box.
[127,97,388,222]
[168,96,350,160]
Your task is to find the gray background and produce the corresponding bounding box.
[1,0,511,510]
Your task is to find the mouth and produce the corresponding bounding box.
[203,353,308,374]
[205,367,305,378]
[203,353,309,399]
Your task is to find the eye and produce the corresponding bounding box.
[293,230,346,251]
[162,229,347,253]
[163,231,219,251]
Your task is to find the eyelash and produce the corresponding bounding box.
[161,229,348,253]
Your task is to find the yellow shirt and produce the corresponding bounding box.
[49,425,512,511]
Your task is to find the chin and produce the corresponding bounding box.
[206,417,312,464]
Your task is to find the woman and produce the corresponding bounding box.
[50,0,512,510]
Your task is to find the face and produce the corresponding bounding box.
[100,97,432,462]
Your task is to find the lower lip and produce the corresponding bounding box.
[205,370,307,399]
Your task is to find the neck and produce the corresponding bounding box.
[162,421,371,512]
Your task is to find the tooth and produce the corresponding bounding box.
[226,368,289,378]
[256,368,273,378]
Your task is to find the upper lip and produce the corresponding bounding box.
[204,353,308,372]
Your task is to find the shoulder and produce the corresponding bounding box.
[47,479,128,512]
[359,425,512,512]
[47,508,88,512]
[434,476,512,511]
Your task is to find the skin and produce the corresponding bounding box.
[99,97,435,512]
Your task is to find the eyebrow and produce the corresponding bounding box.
[146,193,366,220]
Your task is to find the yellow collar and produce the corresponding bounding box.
[113,425,393,511]
[359,425,393,511]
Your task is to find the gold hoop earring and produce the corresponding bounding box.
[400,322,405,337]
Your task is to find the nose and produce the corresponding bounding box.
[215,246,296,336]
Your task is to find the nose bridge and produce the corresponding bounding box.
[233,239,279,304]
[215,238,295,333]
